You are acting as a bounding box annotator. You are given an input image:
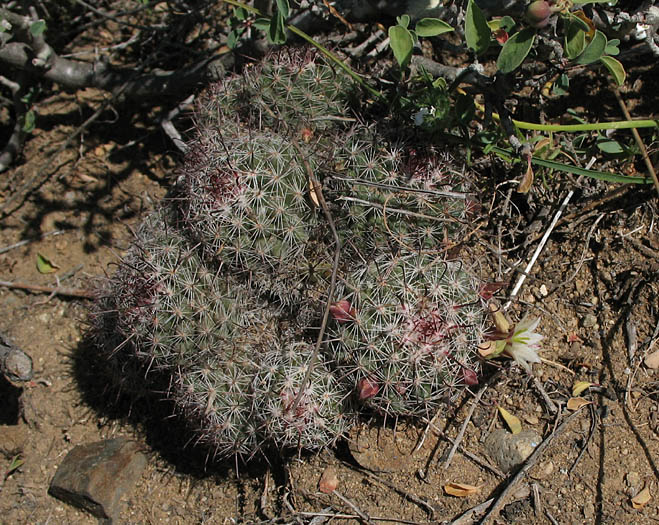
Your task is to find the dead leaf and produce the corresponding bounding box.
[572,381,593,397]
[478,341,497,358]
[318,466,339,494]
[36,253,59,274]
[566,397,591,411]
[309,176,320,207]
[498,406,522,435]
[478,340,506,359]
[631,485,651,509]
[644,348,659,369]
[517,156,534,193]
[444,482,482,497]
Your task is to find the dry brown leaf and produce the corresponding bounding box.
[498,406,522,434]
[478,341,497,357]
[517,157,534,193]
[644,348,659,370]
[566,397,591,411]
[318,466,339,494]
[572,381,593,397]
[631,485,651,509]
[444,482,482,497]
[309,176,320,207]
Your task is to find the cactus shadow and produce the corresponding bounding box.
[70,335,274,479]
[71,334,323,482]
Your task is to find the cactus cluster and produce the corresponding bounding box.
[90,49,486,459]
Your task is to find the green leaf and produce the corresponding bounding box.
[234,7,248,21]
[552,73,569,96]
[397,14,410,29]
[564,17,586,59]
[573,0,615,3]
[487,146,650,184]
[600,55,626,85]
[575,30,607,65]
[36,253,58,274]
[497,28,536,74]
[7,455,24,475]
[465,0,490,55]
[266,0,289,44]
[414,18,453,37]
[389,25,414,69]
[499,16,516,33]
[596,138,625,155]
[275,0,289,18]
[29,20,46,37]
[22,110,35,133]
[605,38,620,56]
[253,18,270,31]
[268,13,287,44]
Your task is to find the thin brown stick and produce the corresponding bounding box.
[0,230,65,255]
[568,403,597,475]
[290,142,341,413]
[443,385,488,470]
[298,511,421,524]
[478,408,584,524]
[333,490,374,525]
[350,464,436,518]
[418,417,505,479]
[532,377,558,414]
[448,498,495,525]
[614,87,659,198]
[0,279,93,299]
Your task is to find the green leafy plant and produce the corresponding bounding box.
[388,15,453,69]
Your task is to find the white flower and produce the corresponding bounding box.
[504,315,543,374]
[634,23,649,41]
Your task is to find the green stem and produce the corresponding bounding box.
[222,0,383,99]
[512,119,658,132]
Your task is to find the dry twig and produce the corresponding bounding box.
[614,88,659,198]
[443,385,488,470]
[0,279,93,299]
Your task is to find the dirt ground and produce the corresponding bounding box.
[1,19,659,525]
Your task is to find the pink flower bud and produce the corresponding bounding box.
[330,299,355,323]
[357,376,380,400]
[463,368,479,386]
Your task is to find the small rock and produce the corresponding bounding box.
[626,471,642,494]
[524,415,539,425]
[583,501,595,519]
[582,314,597,329]
[0,334,33,383]
[531,460,554,480]
[485,429,542,473]
[49,437,147,522]
[318,466,339,494]
[0,424,28,458]
[501,499,531,521]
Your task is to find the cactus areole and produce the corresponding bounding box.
[89,49,486,460]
